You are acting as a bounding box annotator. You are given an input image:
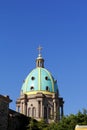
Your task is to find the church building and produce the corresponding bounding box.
[16,47,64,123]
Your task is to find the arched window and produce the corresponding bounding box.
[18,106,20,112]
[32,107,36,117]
[48,107,51,119]
[28,108,31,116]
[44,107,47,119]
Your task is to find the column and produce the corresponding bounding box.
[53,100,56,121]
[61,105,64,118]
[42,106,44,119]
[41,101,43,118]
[24,101,27,115]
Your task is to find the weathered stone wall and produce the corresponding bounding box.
[0,101,8,130]
[0,95,11,130]
[0,94,29,130]
[8,109,29,130]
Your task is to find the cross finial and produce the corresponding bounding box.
[37,45,42,56]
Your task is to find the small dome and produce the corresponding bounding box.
[21,67,58,95]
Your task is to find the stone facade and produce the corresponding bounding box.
[8,109,29,130]
[0,94,29,130]
[0,95,12,130]
[16,92,64,123]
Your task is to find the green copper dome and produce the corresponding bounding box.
[21,67,58,94]
[21,47,58,95]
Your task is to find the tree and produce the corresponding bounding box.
[45,109,87,130]
[26,118,40,130]
[26,109,87,130]
[37,119,48,130]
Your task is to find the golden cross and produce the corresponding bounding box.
[37,45,42,55]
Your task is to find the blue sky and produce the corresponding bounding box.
[0,0,87,115]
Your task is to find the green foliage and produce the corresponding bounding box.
[26,118,48,130]
[38,119,48,130]
[26,109,87,130]
[26,118,40,130]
